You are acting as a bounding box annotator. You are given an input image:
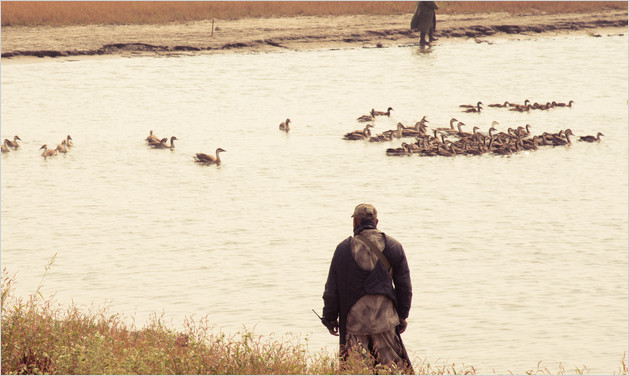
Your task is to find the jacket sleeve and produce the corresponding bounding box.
[387,238,413,319]
[322,241,344,321]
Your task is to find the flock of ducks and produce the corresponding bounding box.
[3,100,603,163]
[340,100,604,158]
[145,130,227,165]
[1,135,74,159]
[458,99,576,114]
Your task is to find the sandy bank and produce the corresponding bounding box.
[1,10,627,61]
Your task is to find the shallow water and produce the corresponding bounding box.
[2,34,628,373]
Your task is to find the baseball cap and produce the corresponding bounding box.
[351,203,378,220]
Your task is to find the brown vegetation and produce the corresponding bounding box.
[1,1,627,27]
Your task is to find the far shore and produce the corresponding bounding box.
[1,10,627,63]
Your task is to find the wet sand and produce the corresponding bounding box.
[1,10,627,62]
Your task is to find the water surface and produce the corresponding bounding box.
[2,34,627,373]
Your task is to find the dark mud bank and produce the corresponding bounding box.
[2,17,626,59]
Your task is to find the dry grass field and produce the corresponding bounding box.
[2,1,627,27]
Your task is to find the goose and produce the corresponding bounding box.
[373,107,393,116]
[458,126,480,139]
[146,130,160,144]
[435,118,458,132]
[369,132,393,142]
[66,135,74,148]
[149,137,168,147]
[555,100,575,107]
[578,132,604,143]
[194,148,226,165]
[463,103,482,113]
[459,101,483,109]
[40,144,58,158]
[488,101,511,108]
[357,113,375,122]
[151,136,178,149]
[4,135,21,149]
[552,129,574,146]
[56,139,68,154]
[343,125,373,140]
[279,118,291,132]
[386,143,411,156]
[1,139,10,153]
[445,121,466,136]
[436,143,456,157]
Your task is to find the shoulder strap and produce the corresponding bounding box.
[354,234,392,276]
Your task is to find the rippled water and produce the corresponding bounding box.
[2,34,627,373]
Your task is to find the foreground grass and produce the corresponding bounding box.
[1,1,627,27]
[2,267,627,375]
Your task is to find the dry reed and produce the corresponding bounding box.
[1,1,626,27]
[2,265,627,375]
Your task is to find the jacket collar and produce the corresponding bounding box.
[353,218,378,236]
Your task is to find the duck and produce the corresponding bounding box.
[56,139,68,154]
[578,132,604,143]
[343,125,373,140]
[40,144,58,158]
[373,107,393,116]
[488,101,511,108]
[554,100,575,107]
[463,103,482,113]
[4,135,21,149]
[146,130,160,144]
[551,129,574,146]
[279,118,291,132]
[357,112,375,122]
[459,101,483,109]
[66,135,74,148]
[149,137,168,147]
[151,136,178,149]
[1,139,11,153]
[194,148,226,165]
[444,121,466,136]
[435,118,458,132]
[385,143,411,156]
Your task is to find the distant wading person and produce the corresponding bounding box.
[411,1,439,46]
[321,203,413,372]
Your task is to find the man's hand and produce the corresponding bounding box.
[398,318,408,334]
[324,318,339,336]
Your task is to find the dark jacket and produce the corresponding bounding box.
[411,1,439,33]
[322,219,413,353]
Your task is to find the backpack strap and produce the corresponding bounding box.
[354,234,392,276]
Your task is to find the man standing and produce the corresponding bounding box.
[411,1,439,46]
[321,203,413,372]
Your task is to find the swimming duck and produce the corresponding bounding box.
[194,148,226,165]
[343,125,373,140]
[554,100,575,107]
[4,135,21,149]
[488,101,511,108]
[40,144,58,158]
[373,107,393,116]
[357,113,375,122]
[435,118,458,132]
[578,132,604,143]
[551,129,574,146]
[459,101,483,109]
[56,139,68,154]
[66,135,74,148]
[463,103,482,113]
[386,143,411,156]
[146,130,160,144]
[1,139,10,153]
[279,118,291,132]
[151,136,178,149]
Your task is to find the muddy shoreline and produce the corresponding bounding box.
[1,10,627,60]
